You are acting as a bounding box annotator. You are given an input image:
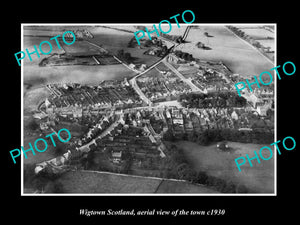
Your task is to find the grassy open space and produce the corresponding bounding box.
[56,171,161,193]
[23,129,69,165]
[179,26,274,77]
[23,86,49,112]
[156,179,218,193]
[50,170,218,194]
[176,141,275,193]
[238,28,274,39]
[24,63,134,88]
[23,26,138,90]
[88,26,161,66]
[258,39,275,51]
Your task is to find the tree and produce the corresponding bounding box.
[27,119,39,131]
[266,108,274,119]
[177,163,189,179]
[87,150,97,170]
[32,175,49,191]
[196,171,209,184]
[23,164,37,187]
[220,129,231,140]
[213,178,227,192]
[206,176,218,186]
[197,131,210,145]
[184,169,197,182]
[223,181,236,193]
[117,49,124,57]
[53,142,65,157]
[124,52,131,61]
[45,180,65,193]
[122,154,133,174]
[144,39,153,47]
[163,130,176,142]
[236,184,249,193]
[187,131,198,142]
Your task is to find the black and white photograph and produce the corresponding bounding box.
[22,24,275,195]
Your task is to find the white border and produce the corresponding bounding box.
[21,23,277,196]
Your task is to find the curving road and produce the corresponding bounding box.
[77,114,121,152]
[127,26,193,106]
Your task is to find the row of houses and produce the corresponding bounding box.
[167,54,234,93]
[117,106,273,136]
[95,125,163,162]
[34,103,273,174]
[137,69,192,102]
[44,82,143,117]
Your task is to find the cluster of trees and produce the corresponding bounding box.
[173,50,195,62]
[86,148,133,174]
[127,38,136,48]
[116,49,134,64]
[143,45,168,57]
[86,149,110,171]
[24,164,65,193]
[27,119,39,131]
[140,157,158,170]
[227,26,274,59]
[160,143,194,180]
[162,144,249,193]
[227,26,247,38]
[195,42,211,50]
[144,38,164,47]
[179,92,247,108]
[127,35,167,49]
[194,171,249,193]
[163,128,273,145]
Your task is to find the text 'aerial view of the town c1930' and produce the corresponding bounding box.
[22,24,275,195]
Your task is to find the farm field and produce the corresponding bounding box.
[24,63,134,87]
[23,26,163,90]
[156,179,218,193]
[259,39,275,51]
[60,40,107,56]
[179,26,274,77]
[87,26,161,66]
[23,25,96,35]
[23,86,50,112]
[22,132,68,165]
[238,28,274,39]
[176,141,274,193]
[54,170,218,194]
[23,36,65,66]
[56,171,161,193]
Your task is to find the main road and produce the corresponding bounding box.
[85,26,195,107]
[128,49,174,106]
[127,25,196,105]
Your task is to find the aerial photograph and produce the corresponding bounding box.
[22,24,275,194]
